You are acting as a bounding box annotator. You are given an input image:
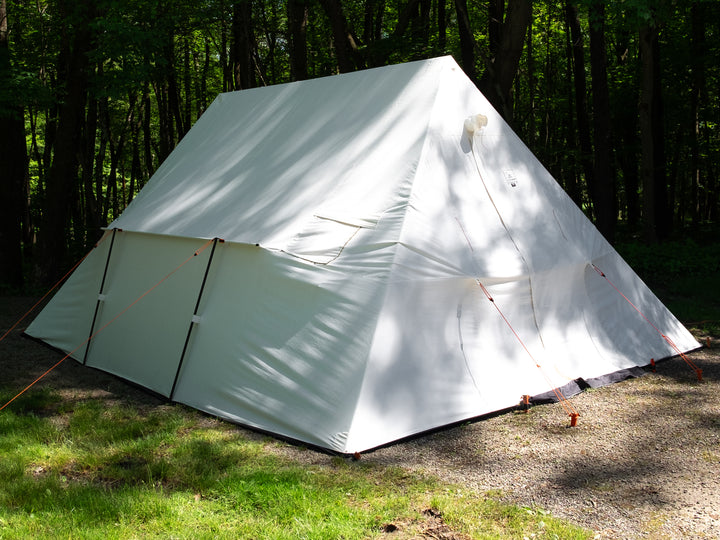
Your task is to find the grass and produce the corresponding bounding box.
[0,388,592,539]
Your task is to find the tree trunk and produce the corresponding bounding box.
[689,1,704,225]
[81,86,103,241]
[318,0,358,73]
[564,2,593,209]
[288,0,309,81]
[38,0,94,282]
[488,0,504,56]
[454,0,475,82]
[232,0,255,89]
[612,26,640,229]
[479,0,532,122]
[0,0,27,288]
[588,1,615,243]
[220,0,231,92]
[409,0,431,46]
[142,82,154,179]
[639,22,670,242]
[438,0,447,50]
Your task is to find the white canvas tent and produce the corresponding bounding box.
[26,56,699,454]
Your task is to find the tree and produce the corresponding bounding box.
[231,0,255,89]
[479,0,532,122]
[588,0,616,242]
[37,0,96,282]
[288,0,309,81]
[564,2,593,208]
[454,0,476,82]
[639,14,670,242]
[318,0,359,73]
[688,1,704,225]
[0,0,27,288]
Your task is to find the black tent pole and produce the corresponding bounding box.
[169,237,221,400]
[83,228,119,366]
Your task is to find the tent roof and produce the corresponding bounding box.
[111,57,465,248]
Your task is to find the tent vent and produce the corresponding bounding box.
[463,114,488,138]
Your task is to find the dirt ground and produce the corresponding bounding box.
[2,296,719,539]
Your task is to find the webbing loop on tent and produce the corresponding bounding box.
[0,238,216,413]
[591,264,702,381]
[0,233,111,347]
[475,279,581,424]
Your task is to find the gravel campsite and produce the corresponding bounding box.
[2,296,719,539]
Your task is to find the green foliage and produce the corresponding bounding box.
[0,389,593,539]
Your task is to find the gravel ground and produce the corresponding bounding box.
[2,296,719,539]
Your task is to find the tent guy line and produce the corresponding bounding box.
[454,212,580,423]
[0,236,216,412]
[0,244,100,347]
[474,278,581,425]
[591,264,703,381]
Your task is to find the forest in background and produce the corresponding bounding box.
[0,0,718,289]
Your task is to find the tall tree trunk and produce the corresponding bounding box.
[588,1,615,242]
[639,22,670,242]
[565,2,593,209]
[409,0,431,46]
[689,1,704,225]
[220,0,231,92]
[562,6,581,206]
[612,26,640,229]
[232,0,255,89]
[154,79,173,163]
[454,0,475,82]
[288,0,309,81]
[488,0,504,55]
[82,86,103,241]
[479,0,532,122]
[438,0,447,50]
[142,82,154,178]
[0,0,27,288]
[183,37,192,129]
[318,0,358,73]
[38,0,94,282]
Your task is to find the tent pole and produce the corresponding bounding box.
[83,228,119,365]
[169,237,221,400]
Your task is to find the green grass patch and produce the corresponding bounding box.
[0,388,592,539]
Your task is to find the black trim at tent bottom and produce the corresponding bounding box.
[528,366,647,405]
